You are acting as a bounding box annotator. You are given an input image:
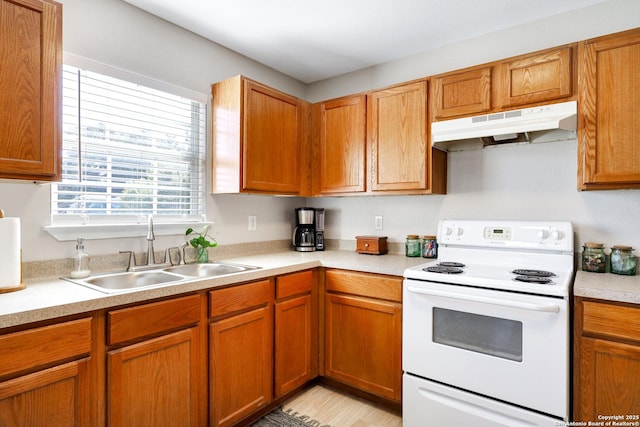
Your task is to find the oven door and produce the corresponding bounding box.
[403,279,569,419]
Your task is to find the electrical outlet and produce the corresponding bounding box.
[248,215,257,231]
[375,215,383,230]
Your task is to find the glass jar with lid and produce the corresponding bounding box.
[422,235,438,258]
[610,246,636,275]
[582,242,606,273]
[405,235,421,257]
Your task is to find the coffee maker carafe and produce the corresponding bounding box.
[293,207,315,252]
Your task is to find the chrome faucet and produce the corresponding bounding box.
[146,215,156,265]
[120,215,178,272]
[178,242,189,265]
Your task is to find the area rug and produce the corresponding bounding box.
[250,407,331,427]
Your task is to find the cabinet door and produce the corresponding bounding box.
[0,317,93,425]
[497,47,573,108]
[367,81,428,192]
[210,306,273,427]
[275,294,313,397]
[318,95,366,194]
[324,293,402,402]
[578,29,640,190]
[0,0,61,181]
[243,79,300,193]
[108,327,200,427]
[0,359,91,426]
[577,337,640,420]
[432,67,491,119]
[275,270,316,397]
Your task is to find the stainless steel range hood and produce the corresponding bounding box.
[432,101,577,151]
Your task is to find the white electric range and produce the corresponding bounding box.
[403,219,574,426]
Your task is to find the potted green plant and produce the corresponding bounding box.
[186,225,217,263]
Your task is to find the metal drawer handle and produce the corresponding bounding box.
[407,285,560,313]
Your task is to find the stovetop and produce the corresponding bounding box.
[403,220,575,298]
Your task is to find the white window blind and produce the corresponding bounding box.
[52,64,206,225]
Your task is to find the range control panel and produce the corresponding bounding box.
[437,220,573,252]
[484,227,512,240]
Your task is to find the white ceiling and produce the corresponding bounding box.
[122,0,607,84]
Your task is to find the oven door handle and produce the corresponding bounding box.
[406,285,560,313]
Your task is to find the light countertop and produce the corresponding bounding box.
[7,250,636,330]
[0,250,427,329]
[573,270,640,304]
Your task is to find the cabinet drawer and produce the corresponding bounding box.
[276,270,313,299]
[0,318,92,378]
[108,294,200,346]
[325,269,402,302]
[209,279,273,318]
[583,300,640,342]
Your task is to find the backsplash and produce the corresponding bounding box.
[23,240,292,280]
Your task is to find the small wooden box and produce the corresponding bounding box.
[356,236,388,255]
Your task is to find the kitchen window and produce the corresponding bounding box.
[47,56,207,240]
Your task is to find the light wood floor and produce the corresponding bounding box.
[282,384,402,427]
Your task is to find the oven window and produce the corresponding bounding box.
[433,308,523,362]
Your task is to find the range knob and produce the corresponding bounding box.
[551,230,563,241]
[454,227,464,236]
[537,230,548,239]
[444,227,453,236]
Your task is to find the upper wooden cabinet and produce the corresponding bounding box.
[577,28,640,190]
[368,80,446,194]
[0,0,62,181]
[211,76,310,195]
[313,81,446,196]
[431,45,575,121]
[315,95,367,194]
[432,67,492,119]
[496,46,573,108]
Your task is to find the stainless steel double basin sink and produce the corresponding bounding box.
[65,262,261,294]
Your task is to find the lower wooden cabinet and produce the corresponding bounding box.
[274,270,317,397]
[108,328,200,427]
[0,359,91,426]
[2,267,401,426]
[0,318,93,426]
[323,269,402,402]
[106,295,203,427]
[209,279,274,427]
[574,297,640,421]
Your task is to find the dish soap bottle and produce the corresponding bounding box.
[70,237,91,279]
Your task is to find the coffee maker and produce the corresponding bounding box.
[314,208,325,251]
[293,207,315,252]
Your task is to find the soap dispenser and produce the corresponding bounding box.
[70,237,91,279]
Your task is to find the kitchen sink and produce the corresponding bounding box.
[68,270,186,294]
[64,262,261,294]
[163,262,260,277]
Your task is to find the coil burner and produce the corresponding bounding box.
[511,269,556,285]
[424,262,466,274]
